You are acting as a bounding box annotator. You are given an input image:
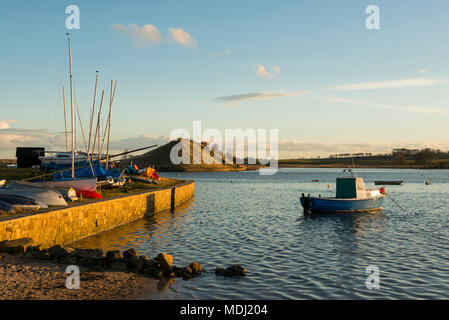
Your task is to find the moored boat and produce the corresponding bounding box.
[374,180,403,185]
[300,176,385,214]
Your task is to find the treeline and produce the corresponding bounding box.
[392,148,446,166]
[304,148,449,168]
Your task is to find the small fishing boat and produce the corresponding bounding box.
[374,180,403,185]
[300,175,385,214]
[0,181,68,207]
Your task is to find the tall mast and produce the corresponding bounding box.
[105,80,116,169]
[62,86,68,152]
[68,34,75,178]
[87,71,99,161]
[91,89,104,160]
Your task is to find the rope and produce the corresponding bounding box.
[385,192,406,211]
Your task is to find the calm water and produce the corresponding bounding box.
[71,168,449,299]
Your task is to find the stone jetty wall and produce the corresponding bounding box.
[0,181,194,248]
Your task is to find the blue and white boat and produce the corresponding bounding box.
[300,175,385,214]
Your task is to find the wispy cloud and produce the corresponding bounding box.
[215,91,309,106]
[331,77,440,91]
[419,69,428,75]
[169,27,197,47]
[328,97,449,115]
[111,23,162,47]
[212,48,232,56]
[256,65,274,79]
[271,66,280,74]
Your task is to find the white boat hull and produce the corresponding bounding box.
[37,178,97,192]
[1,181,68,207]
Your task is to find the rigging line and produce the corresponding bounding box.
[73,92,89,154]
[74,92,95,176]
[385,192,406,211]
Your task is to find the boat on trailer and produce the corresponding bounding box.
[300,175,385,214]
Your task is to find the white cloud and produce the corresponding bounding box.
[214,91,309,106]
[169,27,197,47]
[419,69,428,74]
[256,65,274,79]
[0,120,16,129]
[331,78,440,91]
[112,23,162,47]
[271,66,280,74]
[327,97,449,115]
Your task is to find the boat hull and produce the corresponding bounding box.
[374,181,403,185]
[1,181,68,207]
[300,195,385,214]
[35,178,97,192]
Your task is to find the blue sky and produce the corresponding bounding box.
[1,0,449,158]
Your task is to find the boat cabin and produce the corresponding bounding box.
[336,177,367,199]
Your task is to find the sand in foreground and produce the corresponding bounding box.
[0,253,162,300]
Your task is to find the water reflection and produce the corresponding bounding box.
[70,197,195,253]
[70,169,449,299]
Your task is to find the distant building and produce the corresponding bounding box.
[16,147,45,168]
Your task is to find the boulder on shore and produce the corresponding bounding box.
[215,265,246,277]
[154,253,173,271]
[0,238,34,254]
[48,245,70,260]
[123,248,137,260]
[73,248,103,259]
[105,250,122,262]
[189,262,202,275]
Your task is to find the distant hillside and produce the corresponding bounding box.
[123,139,250,171]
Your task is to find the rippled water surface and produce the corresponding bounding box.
[72,168,449,299]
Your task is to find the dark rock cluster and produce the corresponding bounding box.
[1,238,246,279]
[215,265,246,277]
[0,239,204,281]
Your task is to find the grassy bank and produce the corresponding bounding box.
[278,158,449,169]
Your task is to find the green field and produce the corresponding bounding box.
[278,158,449,168]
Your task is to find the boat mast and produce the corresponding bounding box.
[105,80,117,169]
[67,34,75,178]
[62,86,68,152]
[87,71,99,161]
[93,90,105,161]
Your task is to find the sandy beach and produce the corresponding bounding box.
[0,253,158,300]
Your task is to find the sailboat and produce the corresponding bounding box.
[32,35,97,192]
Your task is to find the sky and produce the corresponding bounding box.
[1,0,449,159]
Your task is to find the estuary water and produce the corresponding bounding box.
[71,168,449,299]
